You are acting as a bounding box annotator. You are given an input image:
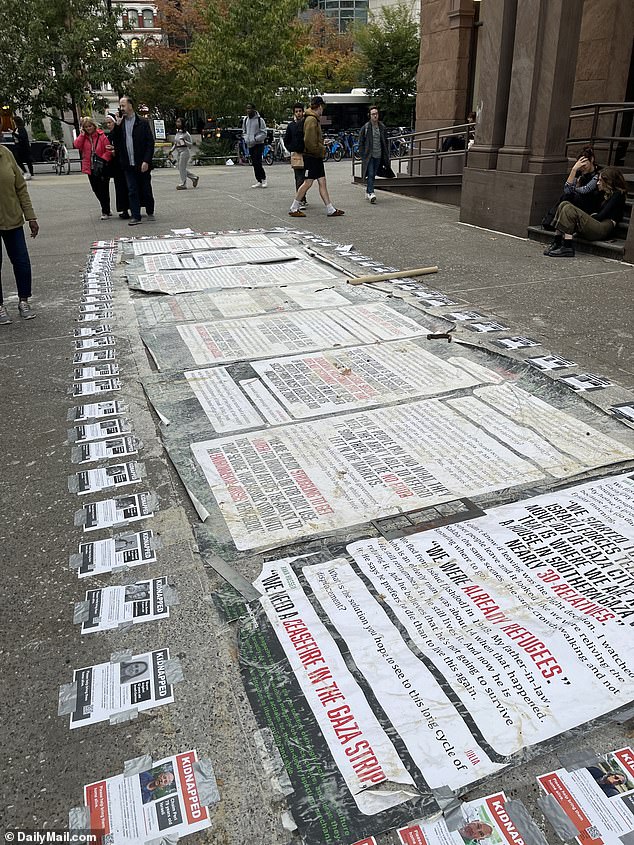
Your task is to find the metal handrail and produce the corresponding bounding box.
[567,102,634,166]
[352,122,472,180]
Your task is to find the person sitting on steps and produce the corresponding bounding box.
[544,166,627,258]
[542,146,601,230]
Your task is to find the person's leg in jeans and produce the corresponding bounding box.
[0,227,35,319]
[113,170,129,217]
[250,144,266,184]
[124,168,141,221]
[140,170,155,215]
[366,156,380,197]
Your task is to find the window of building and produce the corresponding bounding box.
[142,9,154,27]
[126,9,138,26]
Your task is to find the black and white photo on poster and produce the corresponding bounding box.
[80,491,155,531]
[526,354,576,371]
[444,311,486,322]
[70,417,131,443]
[73,335,115,351]
[72,378,121,397]
[72,436,137,463]
[71,461,143,495]
[73,324,113,338]
[73,363,119,381]
[69,648,173,727]
[84,749,211,845]
[77,310,114,322]
[73,348,117,365]
[468,321,510,333]
[69,400,125,423]
[558,373,613,391]
[82,576,169,632]
[610,403,634,427]
[492,336,540,350]
[76,530,156,577]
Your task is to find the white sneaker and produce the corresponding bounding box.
[261,180,267,188]
[251,182,263,188]
[370,193,377,204]
[365,193,371,201]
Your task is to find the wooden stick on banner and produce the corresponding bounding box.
[347,266,439,286]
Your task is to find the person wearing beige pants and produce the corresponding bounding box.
[545,167,627,257]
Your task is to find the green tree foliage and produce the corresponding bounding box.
[128,60,184,126]
[183,0,308,122]
[50,113,64,141]
[0,0,133,128]
[355,3,419,126]
[31,116,49,141]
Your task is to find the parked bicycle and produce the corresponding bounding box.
[272,132,290,162]
[323,136,343,162]
[50,140,71,175]
[234,135,274,166]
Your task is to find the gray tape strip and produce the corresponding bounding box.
[162,584,179,607]
[58,682,78,716]
[537,794,579,841]
[117,620,134,632]
[193,759,220,807]
[124,754,154,777]
[164,657,185,685]
[111,649,133,663]
[202,551,261,602]
[68,807,90,830]
[109,708,139,725]
[431,785,463,832]
[68,553,83,571]
[74,509,88,527]
[281,811,298,832]
[609,705,634,724]
[557,746,599,771]
[619,832,634,844]
[146,834,179,845]
[254,727,294,797]
[73,601,91,624]
[505,799,550,845]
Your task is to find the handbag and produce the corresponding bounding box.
[90,138,107,177]
[290,151,304,168]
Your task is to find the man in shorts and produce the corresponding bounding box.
[289,96,344,218]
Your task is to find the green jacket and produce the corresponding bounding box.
[303,109,325,159]
[0,146,36,229]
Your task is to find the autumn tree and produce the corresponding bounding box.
[355,3,419,126]
[301,11,362,93]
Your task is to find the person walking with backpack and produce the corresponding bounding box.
[12,117,34,180]
[284,103,309,207]
[73,117,113,219]
[288,96,344,218]
[242,103,268,188]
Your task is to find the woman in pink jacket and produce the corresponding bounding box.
[73,118,113,219]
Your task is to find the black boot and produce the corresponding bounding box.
[544,234,562,255]
[547,240,575,258]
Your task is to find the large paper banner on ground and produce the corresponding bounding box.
[141,303,429,371]
[136,246,306,274]
[188,392,633,551]
[134,283,386,330]
[144,346,498,433]
[84,750,211,845]
[128,234,287,255]
[129,259,340,294]
[241,474,634,843]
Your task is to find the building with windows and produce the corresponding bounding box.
[318,0,368,32]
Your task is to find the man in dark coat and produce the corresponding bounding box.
[357,106,392,204]
[12,117,34,179]
[112,95,155,226]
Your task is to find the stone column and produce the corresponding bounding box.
[461,0,585,236]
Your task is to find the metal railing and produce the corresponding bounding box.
[567,102,634,167]
[352,121,473,180]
